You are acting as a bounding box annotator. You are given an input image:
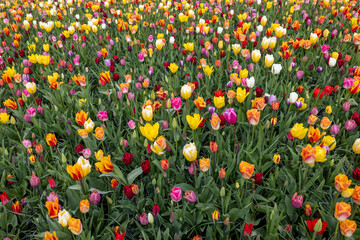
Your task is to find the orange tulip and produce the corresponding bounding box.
[67,163,89,181]
[320,117,332,130]
[75,110,88,126]
[251,97,266,110]
[78,129,88,138]
[43,231,59,240]
[95,155,114,173]
[334,174,351,192]
[307,114,318,125]
[94,127,105,140]
[334,202,351,221]
[4,99,17,110]
[209,114,221,130]
[79,200,90,213]
[301,145,316,164]
[340,219,357,237]
[247,109,260,126]
[352,185,360,205]
[72,75,86,87]
[307,126,324,143]
[210,142,218,153]
[68,218,83,235]
[239,161,254,179]
[199,158,210,172]
[45,198,60,219]
[160,159,169,171]
[46,133,57,147]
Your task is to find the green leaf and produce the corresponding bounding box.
[127,167,143,184]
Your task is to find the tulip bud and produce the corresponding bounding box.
[169,211,175,223]
[172,118,177,129]
[224,217,229,226]
[235,182,240,189]
[61,153,67,164]
[106,196,113,205]
[148,213,154,224]
[329,159,334,167]
[10,117,16,125]
[220,187,225,197]
[152,178,156,186]
[313,219,323,233]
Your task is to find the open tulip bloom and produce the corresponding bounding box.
[1,0,360,239]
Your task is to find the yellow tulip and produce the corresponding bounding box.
[186,113,203,130]
[236,87,249,103]
[290,123,308,140]
[169,63,179,74]
[140,122,159,141]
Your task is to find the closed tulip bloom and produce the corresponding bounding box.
[25,82,36,94]
[252,97,266,110]
[186,113,203,130]
[322,135,336,151]
[84,119,95,132]
[209,113,221,130]
[93,127,105,140]
[79,200,90,213]
[247,109,261,126]
[273,154,280,164]
[251,49,261,63]
[68,218,82,235]
[261,37,270,49]
[199,158,210,172]
[334,202,351,221]
[345,120,357,131]
[315,146,327,163]
[232,44,241,55]
[239,161,255,179]
[170,187,182,202]
[58,209,71,227]
[181,85,192,100]
[352,185,360,204]
[290,123,308,140]
[291,192,303,208]
[142,105,153,122]
[271,64,282,74]
[223,108,237,125]
[265,54,274,68]
[140,122,159,141]
[214,96,225,108]
[320,117,332,130]
[169,63,179,74]
[289,92,298,104]
[304,204,312,217]
[340,220,357,237]
[46,133,57,147]
[183,143,197,162]
[150,136,167,155]
[236,87,249,103]
[184,190,197,203]
[353,138,360,154]
[334,174,351,192]
[212,209,220,221]
[301,145,316,164]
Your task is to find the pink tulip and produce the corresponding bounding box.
[171,97,182,111]
[128,120,136,129]
[291,192,303,208]
[170,187,182,202]
[223,108,237,125]
[183,191,197,203]
[82,148,91,158]
[343,78,354,89]
[97,111,108,121]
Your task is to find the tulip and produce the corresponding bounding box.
[291,192,303,208]
[30,174,40,187]
[79,200,90,213]
[142,105,153,121]
[58,209,71,227]
[169,63,179,74]
[223,108,237,125]
[247,109,261,126]
[170,187,182,202]
[181,85,192,100]
[68,218,82,235]
[271,63,282,74]
[236,87,249,103]
[334,202,351,221]
[239,161,254,179]
[183,143,197,162]
[340,220,357,237]
[251,49,261,63]
[89,190,101,205]
[212,209,220,221]
[140,122,159,141]
[264,54,274,68]
[353,138,360,154]
[139,213,148,225]
[334,174,351,192]
[184,191,197,203]
[186,113,203,130]
[273,154,280,164]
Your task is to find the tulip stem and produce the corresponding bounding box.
[302,165,310,190]
[351,204,359,220]
[332,221,340,240]
[152,224,156,238]
[330,192,340,213]
[311,232,316,240]
[243,180,248,201]
[233,125,237,152]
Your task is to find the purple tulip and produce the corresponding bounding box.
[46,192,58,202]
[24,114,31,123]
[310,106,318,116]
[139,213,149,225]
[267,95,277,105]
[30,174,40,187]
[295,101,303,108]
[345,120,357,131]
[223,108,237,125]
[183,191,197,203]
[330,124,340,136]
[104,59,111,67]
[343,102,350,111]
[89,190,101,205]
[291,192,303,208]
[208,107,215,114]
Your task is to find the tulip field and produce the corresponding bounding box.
[2,0,360,239]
